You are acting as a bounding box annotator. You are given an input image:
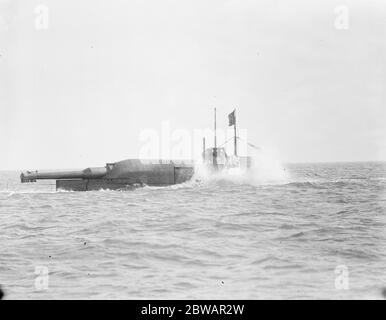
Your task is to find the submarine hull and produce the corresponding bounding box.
[55,166,194,191]
[21,159,195,191]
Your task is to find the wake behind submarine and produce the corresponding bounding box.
[20,109,252,191]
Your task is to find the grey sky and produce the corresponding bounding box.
[1,0,385,170]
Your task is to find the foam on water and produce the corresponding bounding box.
[194,147,290,186]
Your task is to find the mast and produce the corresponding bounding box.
[214,107,217,149]
[233,109,237,156]
[213,107,218,169]
[202,137,206,160]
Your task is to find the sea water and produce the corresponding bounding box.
[0,162,385,299]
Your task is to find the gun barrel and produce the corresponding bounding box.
[20,167,107,183]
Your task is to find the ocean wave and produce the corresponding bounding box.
[1,162,385,299]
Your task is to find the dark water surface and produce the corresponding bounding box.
[0,162,385,299]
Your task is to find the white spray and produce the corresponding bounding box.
[193,145,290,186]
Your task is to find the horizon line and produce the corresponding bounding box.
[1,159,386,172]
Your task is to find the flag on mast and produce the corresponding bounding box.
[228,110,236,126]
[228,109,237,156]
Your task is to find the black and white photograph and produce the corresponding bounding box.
[0,0,386,304]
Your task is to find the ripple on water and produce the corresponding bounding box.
[0,162,385,299]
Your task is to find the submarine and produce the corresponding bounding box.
[20,159,195,191]
[20,109,253,191]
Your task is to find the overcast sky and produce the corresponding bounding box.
[1,0,385,170]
